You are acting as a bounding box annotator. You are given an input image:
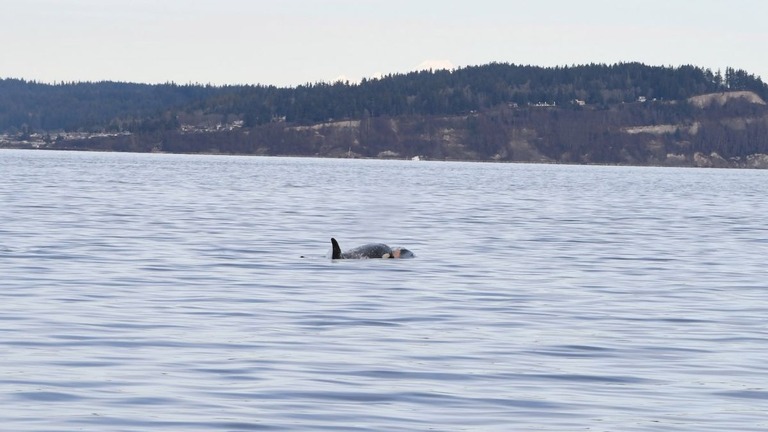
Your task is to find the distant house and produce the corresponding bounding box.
[637,96,647,103]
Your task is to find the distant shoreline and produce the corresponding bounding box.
[3,145,766,170]
[3,63,768,168]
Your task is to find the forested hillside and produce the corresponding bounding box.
[2,62,768,167]
[3,62,766,132]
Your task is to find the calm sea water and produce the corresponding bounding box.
[2,149,767,431]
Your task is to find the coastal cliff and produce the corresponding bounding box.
[9,90,763,168]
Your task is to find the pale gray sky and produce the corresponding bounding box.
[3,0,766,87]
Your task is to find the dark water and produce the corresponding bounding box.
[2,149,767,431]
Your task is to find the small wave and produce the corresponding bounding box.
[715,389,768,400]
[12,391,85,402]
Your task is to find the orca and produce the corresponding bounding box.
[331,238,415,259]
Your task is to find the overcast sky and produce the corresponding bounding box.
[3,0,766,87]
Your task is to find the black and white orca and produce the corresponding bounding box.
[331,238,415,259]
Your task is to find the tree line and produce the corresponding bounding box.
[2,62,766,134]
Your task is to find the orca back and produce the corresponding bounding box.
[330,238,413,259]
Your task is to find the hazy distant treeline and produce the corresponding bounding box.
[2,62,766,134]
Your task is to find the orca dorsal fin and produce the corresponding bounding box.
[331,238,342,259]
